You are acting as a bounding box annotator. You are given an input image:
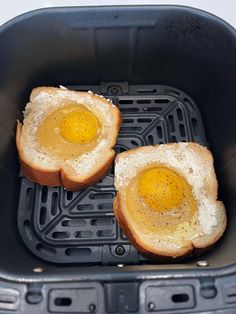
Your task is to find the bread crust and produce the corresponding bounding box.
[114,143,227,259]
[16,87,121,190]
[61,150,115,191]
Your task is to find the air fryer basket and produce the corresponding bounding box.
[18,84,206,264]
[0,5,236,313]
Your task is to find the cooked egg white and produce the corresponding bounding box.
[36,102,102,159]
[126,165,197,235]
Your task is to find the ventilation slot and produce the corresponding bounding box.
[98,203,113,210]
[171,135,177,142]
[120,126,142,132]
[155,99,169,104]
[137,99,151,104]
[51,192,58,216]
[120,107,139,113]
[143,107,163,112]
[52,232,70,239]
[172,293,189,303]
[39,207,46,225]
[131,140,139,147]
[41,186,48,202]
[179,124,186,137]
[157,126,163,138]
[75,231,93,238]
[119,99,133,104]
[54,297,72,306]
[97,230,114,238]
[122,118,134,124]
[137,88,156,93]
[66,191,73,200]
[91,218,114,226]
[168,115,175,132]
[62,219,86,227]
[177,108,183,121]
[77,204,93,211]
[65,248,91,256]
[89,193,114,200]
[148,135,154,145]
[137,118,152,123]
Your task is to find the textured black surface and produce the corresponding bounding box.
[0,5,235,313]
[18,84,206,264]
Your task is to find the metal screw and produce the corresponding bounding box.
[110,86,119,94]
[117,264,124,268]
[148,302,155,311]
[115,245,125,256]
[196,260,209,267]
[33,267,44,273]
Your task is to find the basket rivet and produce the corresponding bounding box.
[115,245,125,256]
[110,86,119,94]
[89,303,96,312]
[33,267,44,273]
[196,260,209,267]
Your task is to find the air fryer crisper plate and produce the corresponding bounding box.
[18,84,206,264]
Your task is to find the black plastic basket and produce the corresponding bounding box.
[0,6,236,313]
[18,84,206,264]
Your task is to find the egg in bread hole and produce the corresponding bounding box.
[36,102,102,159]
[16,86,121,190]
[132,166,197,235]
[114,143,227,259]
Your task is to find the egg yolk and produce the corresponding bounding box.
[126,164,197,235]
[60,110,100,144]
[36,103,102,159]
[139,167,184,212]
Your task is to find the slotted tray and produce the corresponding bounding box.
[18,84,206,264]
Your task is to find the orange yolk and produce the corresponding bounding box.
[138,167,184,212]
[60,110,100,144]
[36,103,101,159]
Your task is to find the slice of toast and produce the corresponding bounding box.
[114,143,227,258]
[16,87,121,191]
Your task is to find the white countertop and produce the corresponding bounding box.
[0,0,235,28]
